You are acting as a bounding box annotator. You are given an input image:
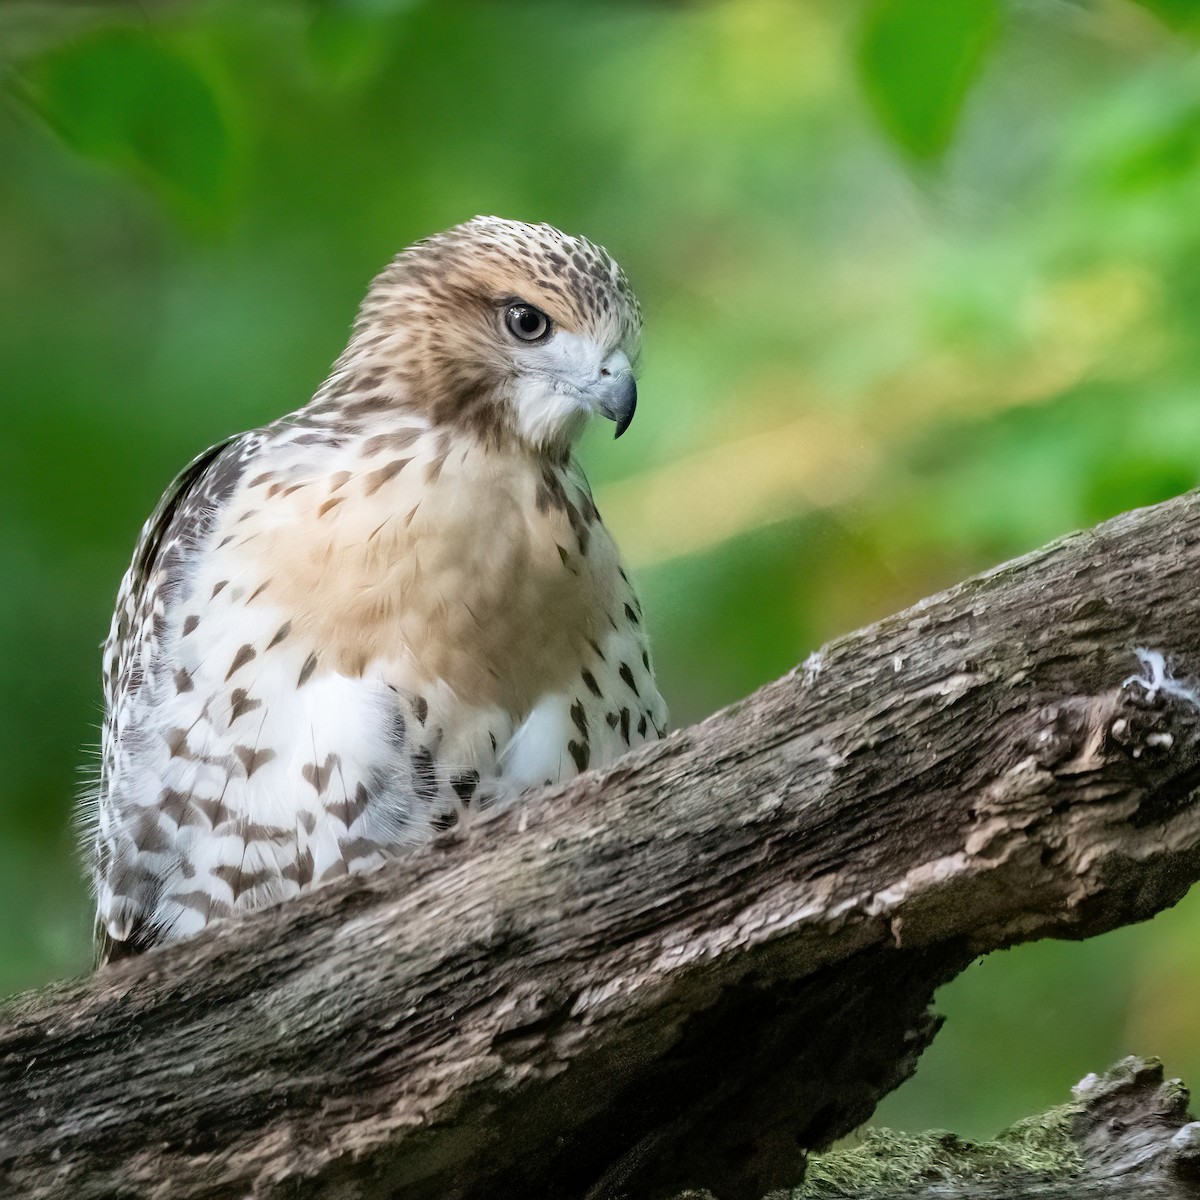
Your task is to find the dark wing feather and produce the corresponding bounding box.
[102,435,256,723]
[96,432,261,964]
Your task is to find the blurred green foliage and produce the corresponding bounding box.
[2,0,1199,1143]
[18,27,232,222]
[858,0,1000,160]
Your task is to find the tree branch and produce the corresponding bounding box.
[4,492,1200,1200]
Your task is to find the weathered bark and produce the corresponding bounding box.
[791,1056,1200,1199]
[4,491,1200,1200]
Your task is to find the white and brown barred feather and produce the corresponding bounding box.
[90,217,666,961]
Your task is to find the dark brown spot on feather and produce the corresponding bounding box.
[364,459,409,495]
[302,753,337,796]
[229,688,260,722]
[538,467,570,514]
[412,747,437,802]
[570,699,588,738]
[159,788,191,825]
[581,669,602,697]
[167,891,231,921]
[211,580,228,599]
[412,695,428,725]
[182,614,199,636]
[235,744,275,777]
[450,770,480,804]
[192,795,229,827]
[166,728,193,759]
[298,652,318,687]
[213,864,276,900]
[226,643,256,681]
[364,427,422,456]
[432,810,459,832]
[426,452,448,485]
[268,620,291,648]
[132,811,169,853]
[619,662,639,695]
[637,713,648,737]
[174,668,193,693]
[235,820,292,844]
[281,848,315,888]
[317,497,343,518]
[568,739,590,771]
[247,579,271,603]
[350,367,387,391]
[620,707,631,745]
[339,837,382,864]
[387,709,407,748]
[327,782,371,828]
[569,505,590,555]
[624,602,640,625]
[340,393,393,420]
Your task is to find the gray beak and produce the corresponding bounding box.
[598,371,637,439]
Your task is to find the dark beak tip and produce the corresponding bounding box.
[612,381,637,439]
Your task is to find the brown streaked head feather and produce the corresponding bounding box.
[318,217,644,454]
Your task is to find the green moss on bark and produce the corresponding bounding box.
[793,1104,1082,1197]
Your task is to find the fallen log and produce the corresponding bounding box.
[4,490,1200,1200]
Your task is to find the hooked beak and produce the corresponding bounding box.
[596,351,637,439]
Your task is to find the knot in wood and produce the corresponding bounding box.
[1108,681,1200,764]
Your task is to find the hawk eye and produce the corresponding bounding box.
[504,304,551,343]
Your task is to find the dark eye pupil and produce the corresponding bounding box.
[518,310,540,333]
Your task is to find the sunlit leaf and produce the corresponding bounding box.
[19,27,231,221]
[857,0,1000,161]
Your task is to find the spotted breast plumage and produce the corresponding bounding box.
[88,217,667,961]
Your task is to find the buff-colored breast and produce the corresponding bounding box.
[215,433,619,716]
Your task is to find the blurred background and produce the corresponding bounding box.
[2,0,1199,1142]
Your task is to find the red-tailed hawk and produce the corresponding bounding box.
[89,217,667,961]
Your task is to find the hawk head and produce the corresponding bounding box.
[343,217,643,456]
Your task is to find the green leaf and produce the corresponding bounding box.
[1128,0,1200,33]
[857,0,1000,161]
[19,27,231,222]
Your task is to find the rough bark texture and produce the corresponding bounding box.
[4,491,1200,1200]
[792,1056,1200,1199]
